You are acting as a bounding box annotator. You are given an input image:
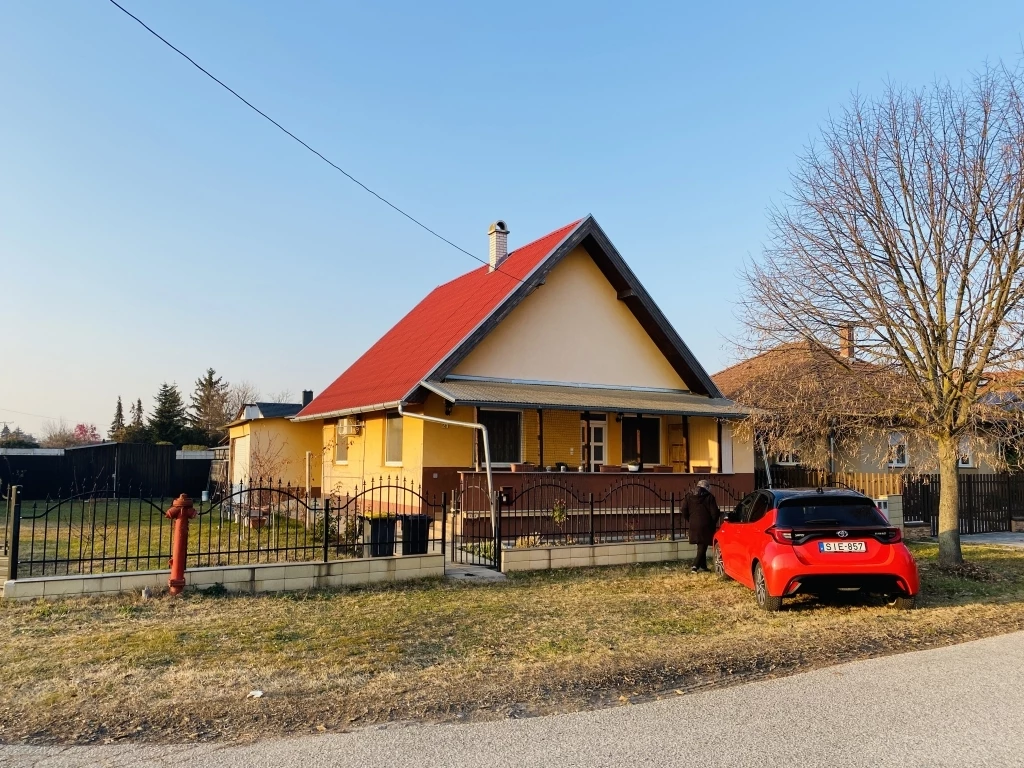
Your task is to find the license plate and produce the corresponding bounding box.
[819,541,867,553]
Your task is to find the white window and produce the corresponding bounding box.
[776,450,800,466]
[385,412,403,465]
[888,432,908,468]
[958,438,973,468]
[334,422,349,464]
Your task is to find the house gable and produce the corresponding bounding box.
[452,246,689,390]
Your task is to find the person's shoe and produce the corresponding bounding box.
[690,566,699,573]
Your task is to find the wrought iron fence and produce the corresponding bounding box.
[7,477,446,579]
[453,476,744,569]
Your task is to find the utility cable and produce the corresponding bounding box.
[105,0,526,283]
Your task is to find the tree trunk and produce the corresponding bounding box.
[936,436,963,567]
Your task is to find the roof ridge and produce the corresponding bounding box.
[430,218,584,292]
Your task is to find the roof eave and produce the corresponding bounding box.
[291,401,402,422]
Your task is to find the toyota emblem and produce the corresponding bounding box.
[837,530,849,538]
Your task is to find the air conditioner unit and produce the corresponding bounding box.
[337,417,362,437]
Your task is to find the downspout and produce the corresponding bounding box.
[397,403,496,532]
[759,436,773,489]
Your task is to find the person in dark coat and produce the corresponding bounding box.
[684,479,721,572]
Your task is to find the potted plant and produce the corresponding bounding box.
[627,456,641,472]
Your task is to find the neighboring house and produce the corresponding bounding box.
[226,394,323,494]
[293,216,754,498]
[714,342,1015,476]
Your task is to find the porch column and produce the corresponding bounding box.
[682,415,691,473]
[583,411,591,471]
[636,413,643,472]
[538,408,544,468]
[717,419,723,473]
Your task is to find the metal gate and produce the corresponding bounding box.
[450,481,498,568]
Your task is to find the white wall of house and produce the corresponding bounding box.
[453,247,690,391]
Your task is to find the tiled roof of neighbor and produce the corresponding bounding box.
[252,403,303,419]
[297,220,583,419]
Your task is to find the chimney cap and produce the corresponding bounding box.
[488,220,509,235]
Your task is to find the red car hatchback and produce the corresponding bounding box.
[713,488,919,611]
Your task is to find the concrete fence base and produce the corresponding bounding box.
[2,553,444,601]
[501,539,699,573]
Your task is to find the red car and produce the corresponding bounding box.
[712,488,919,611]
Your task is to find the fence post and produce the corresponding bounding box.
[588,493,595,545]
[494,492,502,571]
[451,492,458,561]
[670,492,676,542]
[321,497,331,562]
[440,492,447,557]
[7,486,20,581]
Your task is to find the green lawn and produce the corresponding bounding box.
[1,542,1023,744]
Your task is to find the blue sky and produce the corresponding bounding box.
[2,1,1023,436]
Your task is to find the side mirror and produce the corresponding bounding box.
[725,511,739,523]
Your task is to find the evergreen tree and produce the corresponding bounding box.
[109,396,126,440]
[131,398,144,427]
[189,368,230,444]
[121,398,149,443]
[148,383,188,445]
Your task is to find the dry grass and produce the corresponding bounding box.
[2,542,1024,745]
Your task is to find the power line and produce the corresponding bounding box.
[105,0,526,284]
[0,406,62,421]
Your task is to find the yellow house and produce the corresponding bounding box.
[226,397,323,494]
[292,216,754,502]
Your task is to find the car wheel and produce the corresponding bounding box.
[713,543,728,580]
[889,594,917,610]
[754,562,783,612]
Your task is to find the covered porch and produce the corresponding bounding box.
[422,378,751,475]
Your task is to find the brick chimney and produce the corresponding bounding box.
[839,324,855,359]
[488,220,509,272]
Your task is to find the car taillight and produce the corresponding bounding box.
[874,527,903,544]
[766,526,795,544]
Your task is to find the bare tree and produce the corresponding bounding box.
[225,381,261,421]
[741,62,1024,567]
[267,389,295,404]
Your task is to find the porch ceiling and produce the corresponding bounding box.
[421,379,750,418]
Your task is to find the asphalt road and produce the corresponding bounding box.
[5,631,1024,768]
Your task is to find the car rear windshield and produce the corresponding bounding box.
[776,497,888,528]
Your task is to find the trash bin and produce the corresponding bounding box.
[401,514,430,556]
[366,517,397,557]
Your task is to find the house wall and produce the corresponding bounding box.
[321,396,470,495]
[834,434,1002,475]
[452,247,690,391]
[532,409,582,467]
[421,395,477,467]
[229,419,322,490]
[687,417,720,472]
[732,423,755,474]
[229,425,250,485]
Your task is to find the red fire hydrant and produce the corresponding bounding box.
[166,494,196,596]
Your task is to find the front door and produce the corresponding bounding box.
[581,419,606,472]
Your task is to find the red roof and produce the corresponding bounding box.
[297,220,582,419]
